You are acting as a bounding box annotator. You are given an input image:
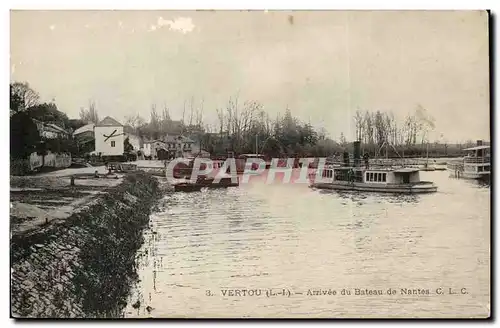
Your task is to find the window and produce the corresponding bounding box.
[369,173,374,181]
[111,141,116,147]
[377,173,381,182]
[382,173,387,182]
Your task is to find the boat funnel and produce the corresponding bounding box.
[476,140,484,157]
[353,141,361,167]
[343,151,350,167]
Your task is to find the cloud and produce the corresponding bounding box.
[153,16,195,34]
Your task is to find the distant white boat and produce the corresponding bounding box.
[310,142,437,194]
[447,141,490,180]
[310,166,437,194]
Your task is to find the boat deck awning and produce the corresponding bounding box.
[463,145,490,151]
[393,168,420,173]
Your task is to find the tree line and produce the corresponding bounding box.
[350,105,473,157]
[10,81,475,166]
[80,95,343,157]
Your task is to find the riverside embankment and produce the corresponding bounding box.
[10,171,167,318]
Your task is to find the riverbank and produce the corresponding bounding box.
[10,174,122,235]
[10,171,165,318]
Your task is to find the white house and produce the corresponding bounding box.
[94,116,124,156]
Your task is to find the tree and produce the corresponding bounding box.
[10,82,40,112]
[10,85,23,113]
[10,111,40,159]
[353,110,364,141]
[339,132,347,146]
[150,104,161,132]
[79,100,99,123]
[414,104,435,145]
[124,114,146,132]
[29,102,69,128]
[68,119,88,132]
[124,137,134,153]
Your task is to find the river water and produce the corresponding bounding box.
[124,170,490,318]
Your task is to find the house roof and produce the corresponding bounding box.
[32,119,70,135]
[164,135,179,143]
[144,139,165,144]
[96,116,123,127]
[73,123,95,136]
[46,123,70,135]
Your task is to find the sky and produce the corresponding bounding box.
[10,10,490,142]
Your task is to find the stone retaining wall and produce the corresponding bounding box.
[11,172,162,318]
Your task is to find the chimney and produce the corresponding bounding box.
[353,141,361,167]
[343,151,350,167]
[477,140,483,146]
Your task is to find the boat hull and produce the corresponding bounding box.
[174,184,203,192]
[310,181,437,194]
[447,170,490,180]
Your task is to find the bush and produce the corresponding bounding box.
[10,159,31,176]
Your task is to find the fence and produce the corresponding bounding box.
[29,151,72,171]
[463,156,490,164]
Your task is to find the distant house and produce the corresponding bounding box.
[94,116,124,156]
[73,123,95,139]
[70,123,95,154]
[33,119,70,139]
[141,135,197,159]
[165,135,197,157]
[143,139,168,160]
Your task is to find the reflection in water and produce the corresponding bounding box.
[125,171,490,318]
[325,189,421,205]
